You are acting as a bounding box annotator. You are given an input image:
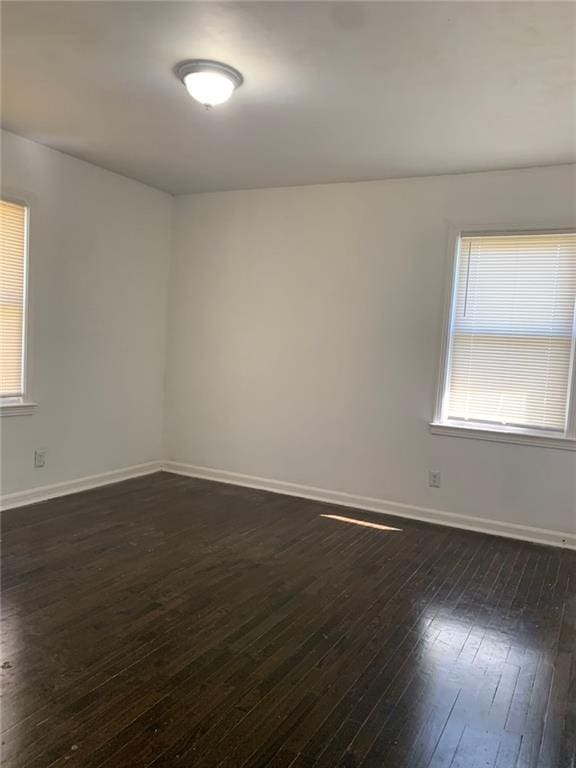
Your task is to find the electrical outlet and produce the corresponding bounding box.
[34,449,47,468]
[428,470,441,488]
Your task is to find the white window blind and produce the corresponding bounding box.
[0,199,27,398]
[442,232,576,433]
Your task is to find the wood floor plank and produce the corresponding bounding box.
[1,472,574,768]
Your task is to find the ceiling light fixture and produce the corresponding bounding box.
[176,60,243,108]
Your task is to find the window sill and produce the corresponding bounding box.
[0,400,38,417]
[429,421,576,451]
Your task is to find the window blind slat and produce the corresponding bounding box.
[0,200,27,397]
[445,232,576,432]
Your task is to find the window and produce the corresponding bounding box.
[432,230,576,448]
[0,198,33,414]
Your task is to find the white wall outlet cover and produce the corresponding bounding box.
[34,449,47,468]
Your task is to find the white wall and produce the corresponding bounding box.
[1,131,172,495]
[2,134,575,540]
[166,165,576,537]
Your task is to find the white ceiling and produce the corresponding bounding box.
[2,1,575,194]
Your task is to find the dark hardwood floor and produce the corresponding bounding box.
[1,471,575,768]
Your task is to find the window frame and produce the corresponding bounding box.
[0,194,36,416]
[431,224,576,451]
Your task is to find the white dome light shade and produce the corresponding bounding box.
[176,60,243,108]
[184,71,235,106]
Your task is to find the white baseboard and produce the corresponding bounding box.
[0,461,162,511]
[3,458,573,551]
[162,461,576,550]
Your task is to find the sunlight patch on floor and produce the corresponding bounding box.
[320,513,401,532]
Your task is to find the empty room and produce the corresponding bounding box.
[1,1,575,766]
